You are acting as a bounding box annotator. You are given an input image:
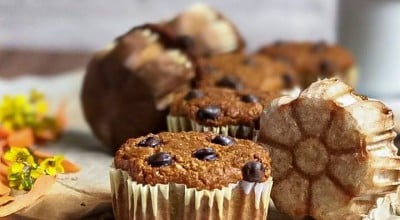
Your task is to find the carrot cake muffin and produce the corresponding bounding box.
[81,24,196,152]
[197,54,299,92]
[168,87,279,140]
[110,131,273,220]
[257,41,357,88]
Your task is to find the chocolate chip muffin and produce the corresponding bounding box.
[110,131,273,220]
[167,87,280,140]
[164,3,245,57]
[196,54,299,92]
[257,41,357,88]
[81,24,196,152]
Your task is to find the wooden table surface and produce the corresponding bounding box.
[0,49,91,78]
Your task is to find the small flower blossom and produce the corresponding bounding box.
[39,155,65,176]
[4,147,36,166]
[4,147,65,191]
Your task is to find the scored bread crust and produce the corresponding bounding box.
[259,78,400,219]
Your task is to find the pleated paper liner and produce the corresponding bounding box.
[110,168,273,220]
[166,115,259,141]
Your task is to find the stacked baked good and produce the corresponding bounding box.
[258,78,400,219]
[79,3,400,220]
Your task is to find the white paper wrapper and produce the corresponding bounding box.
[110,168,273,220]
[167,115,259,141]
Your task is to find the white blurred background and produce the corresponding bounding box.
[1,0,400,97]
[0,0,338,52]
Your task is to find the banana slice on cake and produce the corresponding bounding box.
[259,78,400,219]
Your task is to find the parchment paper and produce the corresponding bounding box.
[1,71,399,219]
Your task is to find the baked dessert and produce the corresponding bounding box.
[197,54,299,92]
[110,131,273,220]
[168,87,279,140]
[164,3,245,57]
[258,78,400,219]
[81,24,196,152]
[257,41,357,88]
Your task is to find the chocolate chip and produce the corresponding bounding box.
[241,94,259,103]
[184,89,204,100]
[311,41,326,53]
[196,105,221,121]
[203,64,216,73]
[274,56,293,65]
[253,117,261,130]
[148,152,172,167]
[211,135,235,146]
[177,35,195,50]
[216,76,244,90]
[395,134,400,156]
[282,73,294,88]
[242,161,265,182]
[274,40,284,46]
[138,136,160,147]
[243,58,257,67]
[319,59,331,74]
[193,147,218,161]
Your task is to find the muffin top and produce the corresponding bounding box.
[257,41,355,78]
[169,87,280,127]
[114,131,271,190]
[166,3,245,56]
[196,54,298,92]
[82,24,197,151]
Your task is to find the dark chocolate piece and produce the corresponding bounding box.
[242,161,265,182]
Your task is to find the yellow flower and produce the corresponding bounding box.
[0,90,50,131]
[30,90,48,116]
[29,89,44,102]
[9,163,24,174]
[30,166,45,179]
[4,147,36,166]
[35,100,48,116]
[39,155,65,176]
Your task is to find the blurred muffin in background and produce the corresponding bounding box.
[196,54,299,92]
[81,24,196,152]
[257,41,357,88]
[164,3,245,57]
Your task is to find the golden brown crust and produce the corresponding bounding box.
[259,78,400,219]
[169,87,279,127]
[114,131,271,190]
[196,54,299,92]
[257,41,355,88]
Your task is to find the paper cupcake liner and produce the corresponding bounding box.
[110,168,273,220]
[166,115,259,141]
